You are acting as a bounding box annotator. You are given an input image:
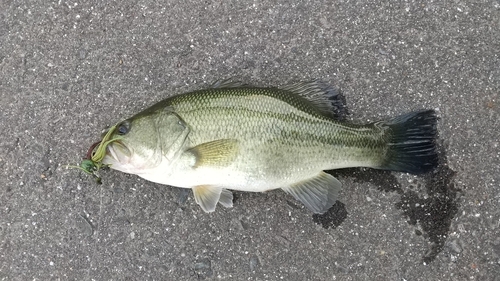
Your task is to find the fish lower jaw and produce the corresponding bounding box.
[102,156,141,175]
[105,162,136,175]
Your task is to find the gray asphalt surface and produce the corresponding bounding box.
[1,0,499,280]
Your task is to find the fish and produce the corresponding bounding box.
[92,80,438,214]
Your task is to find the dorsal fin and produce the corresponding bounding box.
[211,79,248,88]
[280,80,348,120]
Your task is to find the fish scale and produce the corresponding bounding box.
[171,88,386,169]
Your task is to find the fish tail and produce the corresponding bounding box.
[379,110,438,174]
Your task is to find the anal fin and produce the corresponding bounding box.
[192,185,233,213]
[281,172,342,214]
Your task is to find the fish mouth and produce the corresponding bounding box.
[104,140,132,165]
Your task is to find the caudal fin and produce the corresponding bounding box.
[380,110,438,174]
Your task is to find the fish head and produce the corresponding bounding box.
[102,108,190,175]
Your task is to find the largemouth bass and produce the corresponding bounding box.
[92,81,437,213]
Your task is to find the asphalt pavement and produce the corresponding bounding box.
[1,0,499,280]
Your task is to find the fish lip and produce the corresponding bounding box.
[106,140,132,163]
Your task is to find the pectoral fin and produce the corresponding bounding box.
[281,172,342,214]
[188,139,239,168]
[192,185,234,212]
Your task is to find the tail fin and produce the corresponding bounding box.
[380,110,438,174]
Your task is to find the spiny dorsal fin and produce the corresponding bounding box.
[192,185,234,212]
[281,171,342,214]
[188,139,239,168]
[280,80,348,120]
[211,79,248,88]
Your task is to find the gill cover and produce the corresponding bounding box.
[104,107,190,172]
[156,110,191,163]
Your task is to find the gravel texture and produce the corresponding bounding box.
[1,0,499,280]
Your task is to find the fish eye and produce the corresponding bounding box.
[117,121,130,135]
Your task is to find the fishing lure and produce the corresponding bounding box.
[68,124,121,184]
